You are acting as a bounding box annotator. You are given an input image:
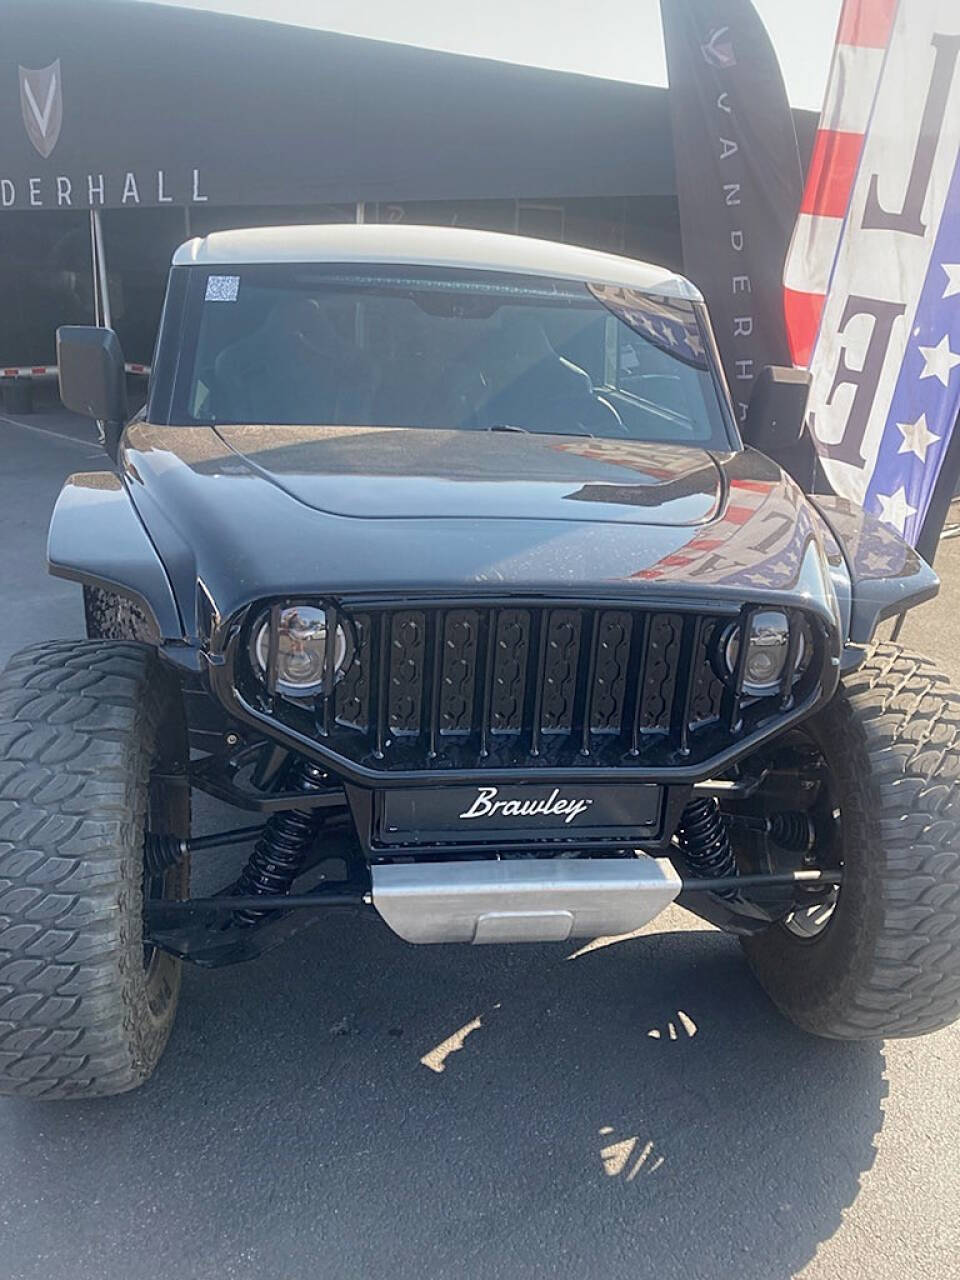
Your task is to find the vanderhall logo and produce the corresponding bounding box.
[458,787,594,826]
[19,61,62,159]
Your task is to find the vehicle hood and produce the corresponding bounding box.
[214,425,723,526]
[117,423,841,637]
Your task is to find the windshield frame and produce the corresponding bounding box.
[150,262,741,450]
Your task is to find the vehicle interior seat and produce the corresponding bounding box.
[446,309,622,434]
[213,297,376,424]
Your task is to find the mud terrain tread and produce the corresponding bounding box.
[0,640,180,1097]
[744,642,960,1039]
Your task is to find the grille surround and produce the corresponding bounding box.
[223,597,832,782]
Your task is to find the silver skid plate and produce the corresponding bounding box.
[370,856,681,944]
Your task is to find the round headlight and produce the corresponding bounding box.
[252,606,349,698]
[723,610,798,696]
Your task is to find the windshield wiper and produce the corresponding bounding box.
[484,424,597,439]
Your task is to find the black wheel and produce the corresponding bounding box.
[741,643,960,1040]
[0,640,189,1098]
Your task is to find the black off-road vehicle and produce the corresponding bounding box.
[2,225,959,1099]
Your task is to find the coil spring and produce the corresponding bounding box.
[675,796,738,897]
[234,759,329,924]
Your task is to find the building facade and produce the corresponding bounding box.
[1,0,814,374]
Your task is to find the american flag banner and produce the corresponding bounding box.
[783,0,897,367]
[803,0,960,546]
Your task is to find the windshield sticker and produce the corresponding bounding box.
[205,274,240,303]
[589,284,707,370]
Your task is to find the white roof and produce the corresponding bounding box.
[172,223,701,300]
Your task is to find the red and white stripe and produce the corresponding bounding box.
[783,0,898,367]
[1,365,57,378]
[0,363,151,378]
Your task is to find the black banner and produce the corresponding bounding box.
[660,0,802,426]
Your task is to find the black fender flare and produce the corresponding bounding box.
[46,472,183,642]
[810,495,939,644]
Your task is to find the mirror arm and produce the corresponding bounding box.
[99,418,124,462]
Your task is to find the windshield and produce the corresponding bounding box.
[171,264,732,446]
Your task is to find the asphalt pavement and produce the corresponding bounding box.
[0,406,958,1280]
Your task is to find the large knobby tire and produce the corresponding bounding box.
[0,640,188,1098]
[742,643,960,1039]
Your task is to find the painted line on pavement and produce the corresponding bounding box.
[0,413,102,451]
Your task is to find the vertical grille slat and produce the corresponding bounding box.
[780,612,804,709]
[265,603,282,700]
[335,613,370,732]
[287,599,814,772]
[639,613,682,734]
[591,610,633,737]
[688,619,726,730]
[322,602,339,737]
[490,609,531,735]
[388,610,426,737]
[673,615,704,755]
[628,613,650,757]
[581,611,602,756]
[540,609,583,734]
[479,608,497,757]
[426,610,443,758]
[529,609,548,757]
[439,609,480,735]
[374,612,389,758]
[724,606,755,733]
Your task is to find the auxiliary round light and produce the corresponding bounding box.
[252,606,349,698]
[723,610,798,697]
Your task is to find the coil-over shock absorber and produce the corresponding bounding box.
[234,758,330,924]
[675,796,739,896]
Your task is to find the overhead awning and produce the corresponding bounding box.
[2,0,684,213]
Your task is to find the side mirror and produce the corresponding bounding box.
[742,365,811,452]
[57,326,128,459]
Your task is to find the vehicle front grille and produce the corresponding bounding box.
[233,600,824,776]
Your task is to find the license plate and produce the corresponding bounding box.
[376,783,661,846]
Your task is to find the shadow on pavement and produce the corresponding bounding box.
[2,913,885,1280]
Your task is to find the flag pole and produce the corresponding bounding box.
[915,407,960,569]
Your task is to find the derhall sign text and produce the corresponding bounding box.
[0,168,209,210]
